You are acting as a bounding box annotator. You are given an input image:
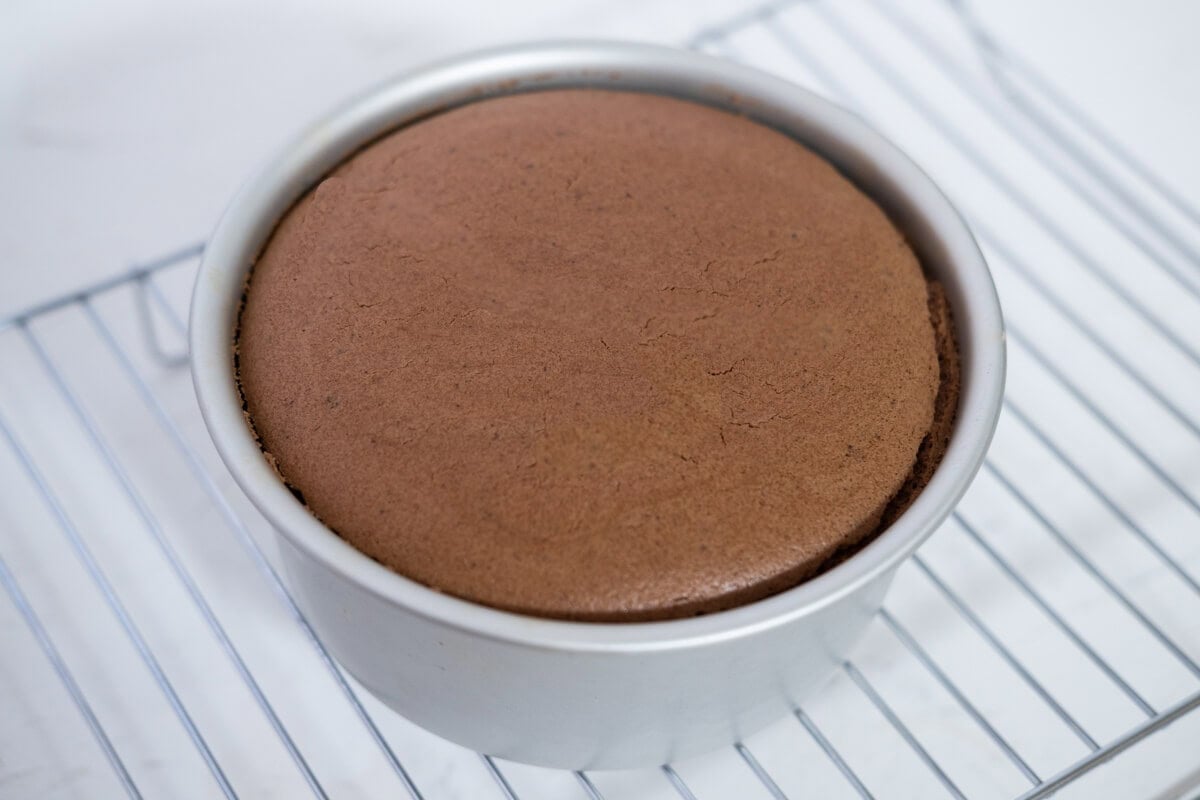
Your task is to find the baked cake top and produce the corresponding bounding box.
[237,89,948,621]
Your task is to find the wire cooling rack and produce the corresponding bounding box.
[3,1,1199,798]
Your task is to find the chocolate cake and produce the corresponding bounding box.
[236,89,959,622]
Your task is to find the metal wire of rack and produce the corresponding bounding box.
[2,1,1199,798]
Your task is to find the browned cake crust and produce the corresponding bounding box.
[236,89,958,621]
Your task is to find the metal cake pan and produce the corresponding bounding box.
[190,40,1005,769]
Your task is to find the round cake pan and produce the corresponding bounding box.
[190,41,1005,769]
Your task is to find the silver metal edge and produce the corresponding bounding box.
[189,39,1005,653]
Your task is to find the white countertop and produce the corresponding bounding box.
[3,2,1200,799]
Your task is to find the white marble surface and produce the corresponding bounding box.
[2,1,1200,798]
